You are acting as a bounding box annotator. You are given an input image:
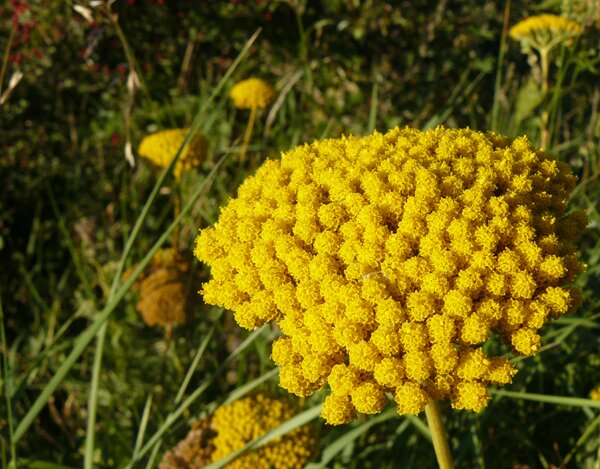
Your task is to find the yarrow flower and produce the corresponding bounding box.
[161,393,316,468]
[195,127,586,424]
[133,248,196,327]
[230,78,276,110]
[138,128,209,179]
[510,14,583,51]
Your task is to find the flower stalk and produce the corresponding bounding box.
[240,106,257,163]
[425,397,454,469]
[540,47,550,148]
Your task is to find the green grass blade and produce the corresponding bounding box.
[559,413,600,467]
[144,443,161,469]
[204,404,323,469]
[0,300,16,467]
[84,322,108,469]
[129,312,222,463]
[127,327,268,465]
[306,408,397,469]
[406,415,432,442]
[15,461,76,469]
[133,394,154,459]
[174,309,223,405]
[491,389,600,409]
[221,368,279,406]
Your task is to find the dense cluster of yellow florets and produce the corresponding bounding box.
[133,248,195,327]
[230,78,276,110]
[138,128,209,179]
[510,14,583,49]
[195,127,586,424]
[210,393,316,468]
[160,393,315,468]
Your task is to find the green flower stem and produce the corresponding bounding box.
[540,47,550,148]
[424,398,454,469]
[172,188,181,248]
[240,106,257,163]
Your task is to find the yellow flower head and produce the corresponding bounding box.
[133,248,196,327]
[138,128,209,179]
[195,127,586,424]
[510,14,583,51]
[210,393,316,468]
[230,78,276,110]
[591,385,600,401]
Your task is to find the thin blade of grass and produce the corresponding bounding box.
[144,443,161,469]
[406,415,432,442]
[221,368,279,406]
[173,309,223,405]
[559,413,600,467]
[133,394,154,458]
[15,461,75,469]
[491,389,600,409]
[306,408,397,469]
[264,69,303,138]
[204,404,323,469]
[127,327,268,465]
[0,300,16,466]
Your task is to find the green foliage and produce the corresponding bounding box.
[1,0,600,468]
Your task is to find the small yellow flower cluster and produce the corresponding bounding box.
[195,127,586,424]
[230,78,276,110]
[160,418,216,469]
[510,14,583,49]
[138,128,209,179]
[210,393,316,468]
[133,248,195,327]
[590,385,600,401]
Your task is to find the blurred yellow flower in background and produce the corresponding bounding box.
[590,385,600,401]
[230,77,276,110]
[138,128,209,179]
[510,14,583,50]
[195,127,586,424]
[161,393,316,468]
[132,248,196,327]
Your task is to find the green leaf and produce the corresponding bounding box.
[514,79,544,126]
